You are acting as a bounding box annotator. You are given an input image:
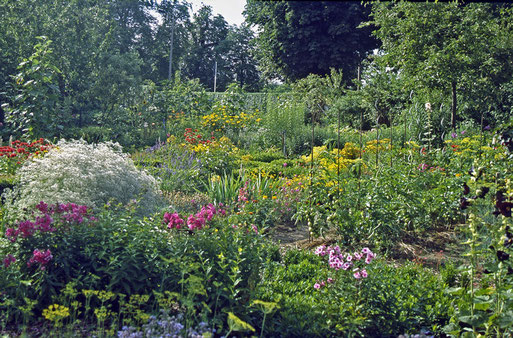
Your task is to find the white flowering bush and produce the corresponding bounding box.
[4,139,163,219]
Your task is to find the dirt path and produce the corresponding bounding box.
[268,223,465,268]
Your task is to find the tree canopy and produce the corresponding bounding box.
[244,1,378,83]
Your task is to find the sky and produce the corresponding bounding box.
[188,0,247,26]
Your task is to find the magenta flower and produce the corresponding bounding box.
[3,254,16,268]
[5,228,17,242]
[27,249,53,270]
[346,255,353,262]
[164,212,185,229]
[353,271,361,279]
[327,277,334,284]
[17,220,36,238]
[314,283,321,290]
[36,201,48,213]
[361,269,368,278]
[35,214,55,232]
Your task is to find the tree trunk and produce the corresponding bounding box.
[451,81,457,129]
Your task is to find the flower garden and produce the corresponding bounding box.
[1,89,513,337]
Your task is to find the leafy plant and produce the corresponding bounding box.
[3,139,163,221]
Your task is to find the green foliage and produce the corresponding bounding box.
[245,1,377,82]
[369,2,513,128]
[133,141,205,194]
[0,201,278,333]
[442,125,513,337]
[3,37,62,139]
[256,249,451,337]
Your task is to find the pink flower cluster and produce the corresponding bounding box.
[3,254,16,268]
[5,202,92,243]
[313,245,376,289]
[163,212,184,229]
[238,182,249,204]
[27,249,53,270]
[314,277,334,290]
[164,203,226,231]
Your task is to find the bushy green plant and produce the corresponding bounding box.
[256,248,451,337]
[133,141,205,193]
[442,127,513,337]
[3,139,163,220]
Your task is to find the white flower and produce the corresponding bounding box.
[4,139,163,220]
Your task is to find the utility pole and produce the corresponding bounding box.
[167,0,176,81]
[213,60,217,92]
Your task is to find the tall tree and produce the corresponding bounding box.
[224,24,262,91]
[370,2,513,128]
[181,5,229,91]
[153,0,191,82]
[244,1,378,83]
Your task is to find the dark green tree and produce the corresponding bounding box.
[244,1,378,83]
[224,24,262,91]
[369,2,513,128]
[181,5,229,91]
[153,0,191,82]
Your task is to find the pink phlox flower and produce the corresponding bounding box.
[342,262,352,270]
[27,249,53,270]
[187,214,205,230]
[3,254,16,268]
[329,257,341,270]
[35,201,48,213]
[320,281,326,287]
[327,277,334,284]
[5,228,17,242]
[354,252,362,260]
[365,252,376,264]
[18,220,36,238]
[353,271,361,279]
[164,212,184,229]
[346,254,353,262]
[361,269,368,278]
[314,245,326,256]
[314,283,321,290]
[35,214,55,232]
[361,247,371,254]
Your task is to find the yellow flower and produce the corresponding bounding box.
[272,196,277,200]
[43,304,70,322]
[262,195,268,199]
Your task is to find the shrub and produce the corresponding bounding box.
[256,248,451,337]
[3,139,163,220]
